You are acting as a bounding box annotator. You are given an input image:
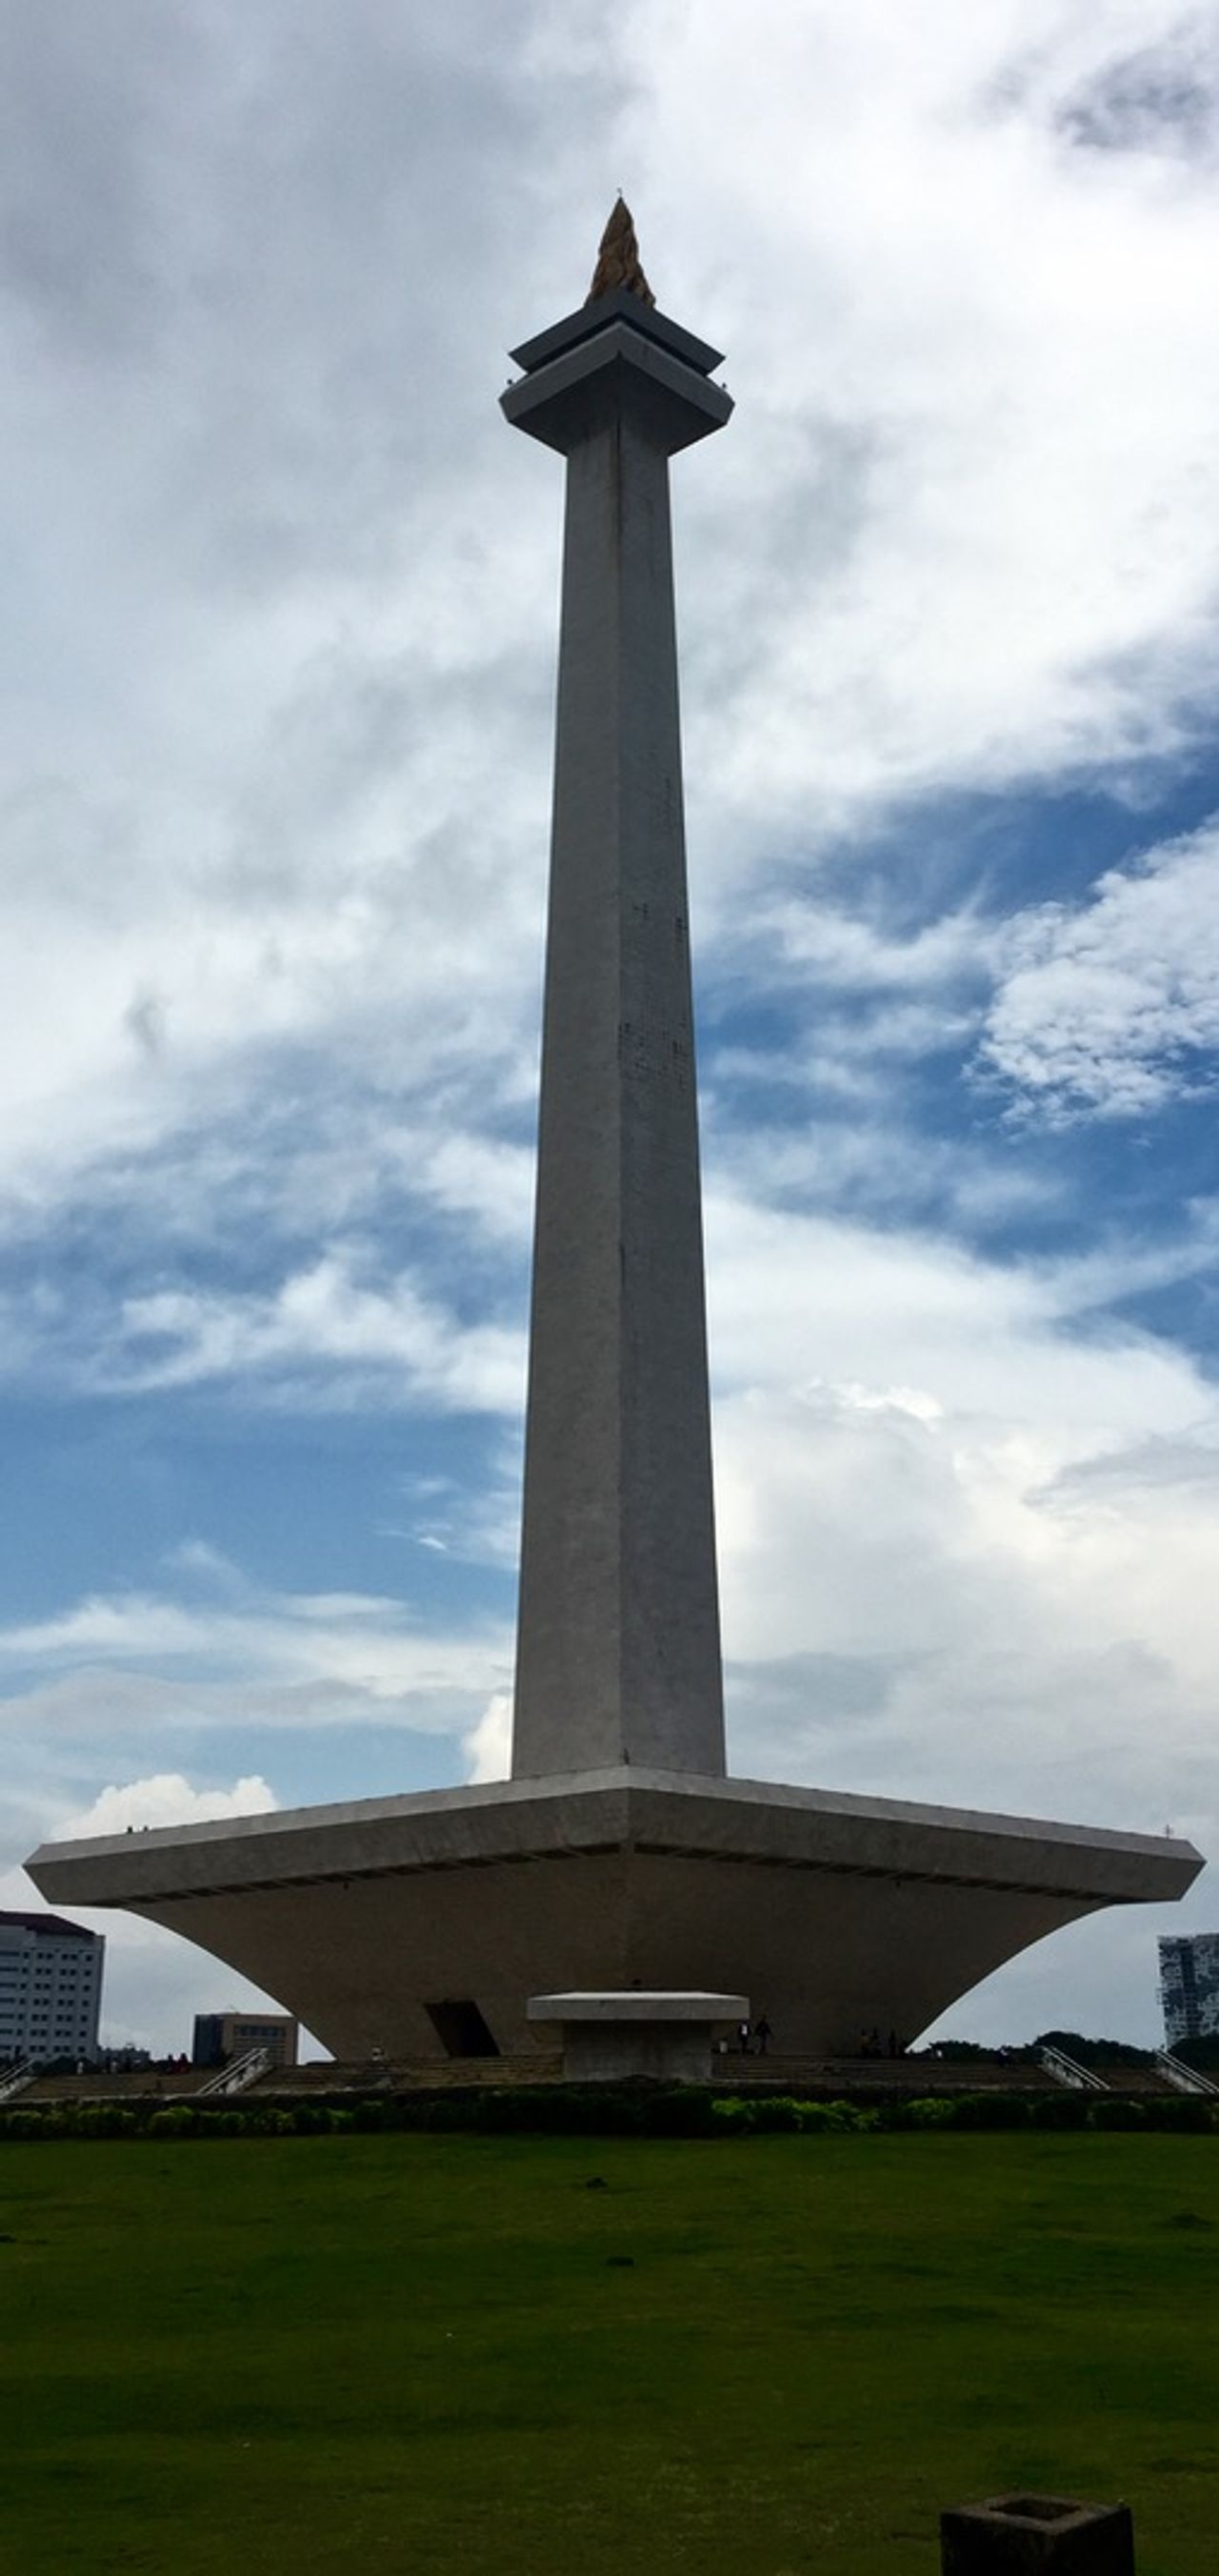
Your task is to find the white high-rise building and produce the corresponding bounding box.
[0,1911,104,2066]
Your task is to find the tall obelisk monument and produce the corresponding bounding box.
[503,204,732,1780]
[24,213,1204,2067]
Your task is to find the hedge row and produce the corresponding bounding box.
[0,2088,1216,2142]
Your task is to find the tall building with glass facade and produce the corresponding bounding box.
[1159,1933,1219,2046]
[0,1910,104,2065]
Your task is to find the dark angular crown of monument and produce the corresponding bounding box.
[587,197,655,308]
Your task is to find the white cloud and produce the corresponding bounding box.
[0,1565,516,1875]
[0,2,1217,1233]
[2,1773,292,2057]
[706,1189,1211,1434]
[163,1539,243,1582]
[62,1772,278,1839]
[756,899,995,996]
[635,0,1219,855]
[111,1251,526,1411]
[462,1690,512,1785]
[982,822,1219,1115]
[0,1585,511,1721]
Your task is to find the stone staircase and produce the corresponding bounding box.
[10,2044,1192,2108]
[18,2064,210,2105]
[248,2051,567,2098]
[719,2053,1062,2096]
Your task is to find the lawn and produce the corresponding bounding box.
[3,2131,1217,2574]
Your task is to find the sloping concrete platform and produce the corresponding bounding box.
[27,1768,1202,2062]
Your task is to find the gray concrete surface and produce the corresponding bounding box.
[504,295,729,1781]
[27,1769,1202,2062]
[528,1987,749,2081]
[527,1988,748,2023]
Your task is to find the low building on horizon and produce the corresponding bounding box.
[1159,1933,1219,2047]
[0,1910,104,2066]
[191,2009,299,2070]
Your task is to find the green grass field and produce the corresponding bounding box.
[3,2132,1217,2574]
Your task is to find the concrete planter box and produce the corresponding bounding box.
[942,2493,1135,2574]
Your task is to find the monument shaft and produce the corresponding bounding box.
[503,288,731,1779]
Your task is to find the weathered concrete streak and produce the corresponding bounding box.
[510,342,726,1779]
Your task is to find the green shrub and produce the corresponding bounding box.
[1022,2092,1091,2130]
[0,2109,46,2141]
[0,2079,1216,2144]
[901,2097,958,2129]
[1142,2094,1212,2133]
[1088,2098,1146,2130]
[147,2103,199,2138]
[945,2093,1031,2131]
[71,2104,138,2140]
[795,2100,872,2133]
[287,2103,332,2135]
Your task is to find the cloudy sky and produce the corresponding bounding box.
[4,0,1219,2055]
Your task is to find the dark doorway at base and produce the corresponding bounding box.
[425,2000,500,2058]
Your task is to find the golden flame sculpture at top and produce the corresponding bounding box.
[587,196,655,308]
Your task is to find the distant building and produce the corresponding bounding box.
[191,2010,298,2070]
[0,1911,104,2065]
[1159,1934,1219,2046]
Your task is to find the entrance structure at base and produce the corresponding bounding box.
[28,207,1204,2059]
[528,1993,750,2085]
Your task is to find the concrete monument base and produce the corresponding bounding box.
[28,1766,1202,2064]
[528,1989,748,2082]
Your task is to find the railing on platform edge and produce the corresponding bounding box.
[1039,2044,1109,2093]
[198,2045,275,2098]
[1155,2048,1219,2098]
